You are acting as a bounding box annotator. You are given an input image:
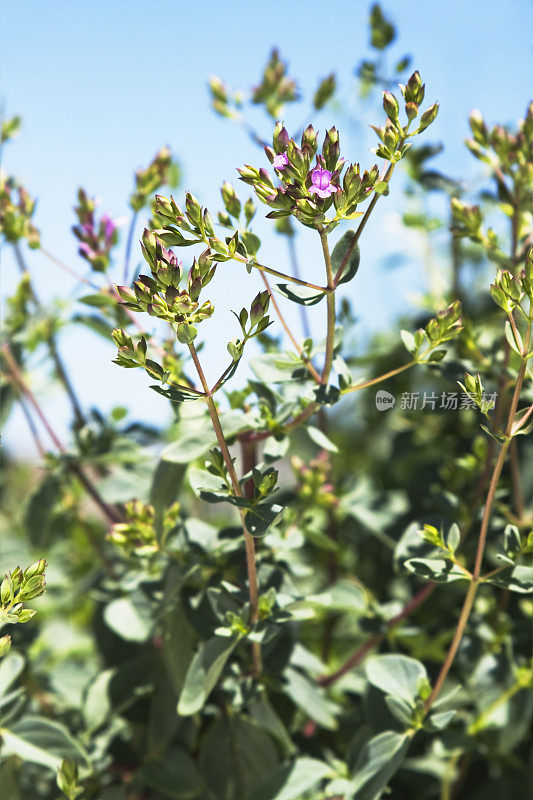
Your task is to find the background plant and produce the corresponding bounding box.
[1,5,532,800]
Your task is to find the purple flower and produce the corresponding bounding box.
[101,213,116,243]
[309,167,338,199]
[272,152,289,170]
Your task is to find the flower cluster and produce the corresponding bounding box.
[0,177,40,248]
[116,229,216,343]
[491,250,533,316]
[292,453,338,510]
[239,123,379,230]
[72,188,118,272]
[251,48,299,118]
[467,103,533,182]
[129,146,179,212]
[108,500,180,557]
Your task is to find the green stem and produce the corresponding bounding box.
[468,673,532,735]
[342,360,416,394]
[188,342,262,677]
[231,252,326,292]
[320,231,336,384]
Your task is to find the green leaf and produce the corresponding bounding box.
[200,716,279,800]
[486,565,533,594]
[162,426,216,463]
[349,730,409,799]
[403,557,469,583]
[0,652,24,697]
[78,293,113,308]
[306,424,339,453]
[245,503,284,537]
[188,467,230,503]
[24,473,62,546]
[246,756,333,800]
[331,229,360,286]
[274,283,327,306]
[150,383,204,403]
[263,437,289,463]
[305,581,367,614]
[282,668,338,729]
[103,592,153,642]
[178,636,237,716]
[248,695,296,757]
[142,747,204,798]
[365,654,428,706]
[0,716,89,773]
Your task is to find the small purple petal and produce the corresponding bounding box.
[272,153,289,169]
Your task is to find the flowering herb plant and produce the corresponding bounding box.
[1,6,532,800]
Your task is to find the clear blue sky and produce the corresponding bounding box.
[2,0,532,455]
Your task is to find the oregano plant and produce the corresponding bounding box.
[1,6,532,800]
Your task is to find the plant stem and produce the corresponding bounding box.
[188,342,262,676]
[342,360,417,394]
[233,253,326,292]
[320,231,336,384]
[424,313,532,713]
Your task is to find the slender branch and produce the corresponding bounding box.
[232,252,326,292]
[319,583,435,686]
[18,396,46,458]
[259,272,322,385]
[188,342,262,676]
[40,247,100,289]
[1,343,122,526]
[342,360,417,394]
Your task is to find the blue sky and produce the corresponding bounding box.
[2,0,532,455]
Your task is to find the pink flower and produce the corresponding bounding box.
[309,166,338,199]
[272,152,289,169]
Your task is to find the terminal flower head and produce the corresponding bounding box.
[309,166,338,198]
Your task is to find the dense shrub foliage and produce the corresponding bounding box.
[1,6,532,799]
